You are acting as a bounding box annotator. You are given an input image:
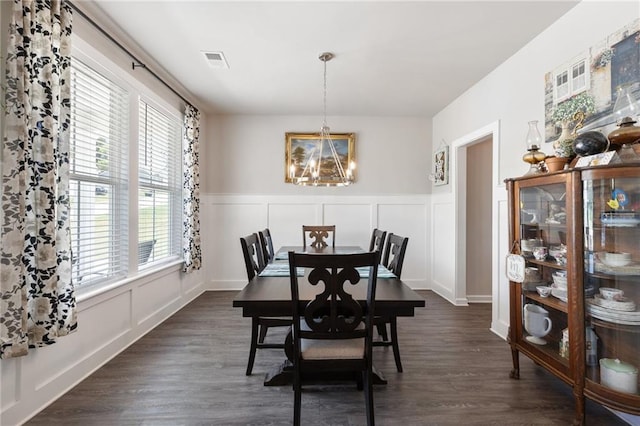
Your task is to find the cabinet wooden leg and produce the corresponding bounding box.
[509,348,520,379]
[573,391,585,426]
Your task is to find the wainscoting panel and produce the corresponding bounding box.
[378,203,428,284]
[205,194,429,290]
[267,202,319,247]
[493,197,511,339]
[1,266,204,426]
[324,203,374,246]
[430,198,456,302]
[209,201,266,281]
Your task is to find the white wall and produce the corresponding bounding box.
[432,2,639,424]
[203,115,432,195]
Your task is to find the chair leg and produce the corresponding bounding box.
[390,316,403,373]
[376,322,389,342]
[364,370,375,426]
[246,317,259,375]
[293,370,302,426]
[258,323,268,343]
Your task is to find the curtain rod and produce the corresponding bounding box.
[68,1,191,107]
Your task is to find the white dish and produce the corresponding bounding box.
[592,294,636,312]
[587,301,640,325]
[599,287,624,300]
[536,286,552,297]
[602,252,632,267]
[551,287,568,303]
[594,258,640,276]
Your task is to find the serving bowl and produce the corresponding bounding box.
[602,252,632,267]
[536,286,552,297]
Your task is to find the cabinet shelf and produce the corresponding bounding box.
[590,317,640,333]
[525,258,567,270]
[525,291,568,313]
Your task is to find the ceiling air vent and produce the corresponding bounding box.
[202,51,229,69]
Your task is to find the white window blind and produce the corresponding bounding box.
[138,101,182,266]
[69,58,129,286]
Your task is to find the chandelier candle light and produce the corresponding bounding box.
[290,52,356,186]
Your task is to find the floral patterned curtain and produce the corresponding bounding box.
[1,0,76,359]
[182,104,202,273]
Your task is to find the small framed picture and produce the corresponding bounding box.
[433,146,449,186]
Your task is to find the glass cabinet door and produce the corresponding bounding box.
[583,168,640,409]
[517,178,572,377]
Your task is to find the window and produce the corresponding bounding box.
[555,71,569,100]
[571,61,586,92]
[69,58,129,285]
[69,41,184,289]
[138,101,182,266]
[553,56,590,103]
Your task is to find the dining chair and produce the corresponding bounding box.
[288,250,380,426]
[302,225,336,249]
[368,228,386,253]
[258,228,275,265]
[374,233,409,372]
[138,239,156,264]
[240,233,291,375]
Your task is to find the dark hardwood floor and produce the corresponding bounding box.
[27,291,628,425]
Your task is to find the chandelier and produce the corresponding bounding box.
[290,52,355,187]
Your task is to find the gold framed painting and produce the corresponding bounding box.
[285,132,356,185]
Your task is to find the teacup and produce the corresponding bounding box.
[599,287,624,301]
[533,246,548,261]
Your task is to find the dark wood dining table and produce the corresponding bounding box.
[232,245,426,385]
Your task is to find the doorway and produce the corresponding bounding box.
[465,136,493,303]
[451,121,500,313]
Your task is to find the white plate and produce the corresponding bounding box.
[591,294,637,312]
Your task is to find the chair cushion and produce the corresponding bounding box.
[299,320,365,360]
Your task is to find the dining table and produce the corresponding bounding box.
[232,245,426,386]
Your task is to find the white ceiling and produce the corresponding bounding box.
[89,1,579,116]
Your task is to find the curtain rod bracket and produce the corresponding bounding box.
[132,62,146,70]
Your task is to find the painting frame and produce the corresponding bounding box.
[285,132,356,185]
[433,145,449,186]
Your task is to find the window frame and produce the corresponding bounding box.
[553,54,591,104]
[70,35,184,293]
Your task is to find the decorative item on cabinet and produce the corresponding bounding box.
[607,85,640,149]
[572,131,610,156]
[522,120,546,176]
[608,117,640,148]
[545,155,569,172]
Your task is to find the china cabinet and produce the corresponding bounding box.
[581,166,640,415]
[506,170,584,421]
[506,165,640,425]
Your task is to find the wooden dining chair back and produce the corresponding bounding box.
[258,228,275,265]
[240,232,291,375]
[375,233,409,372]
[368,228,387,253]
[382,233,409,279]
[288,250,380,426]
[302,225,336,249]
[240,233,266,281]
